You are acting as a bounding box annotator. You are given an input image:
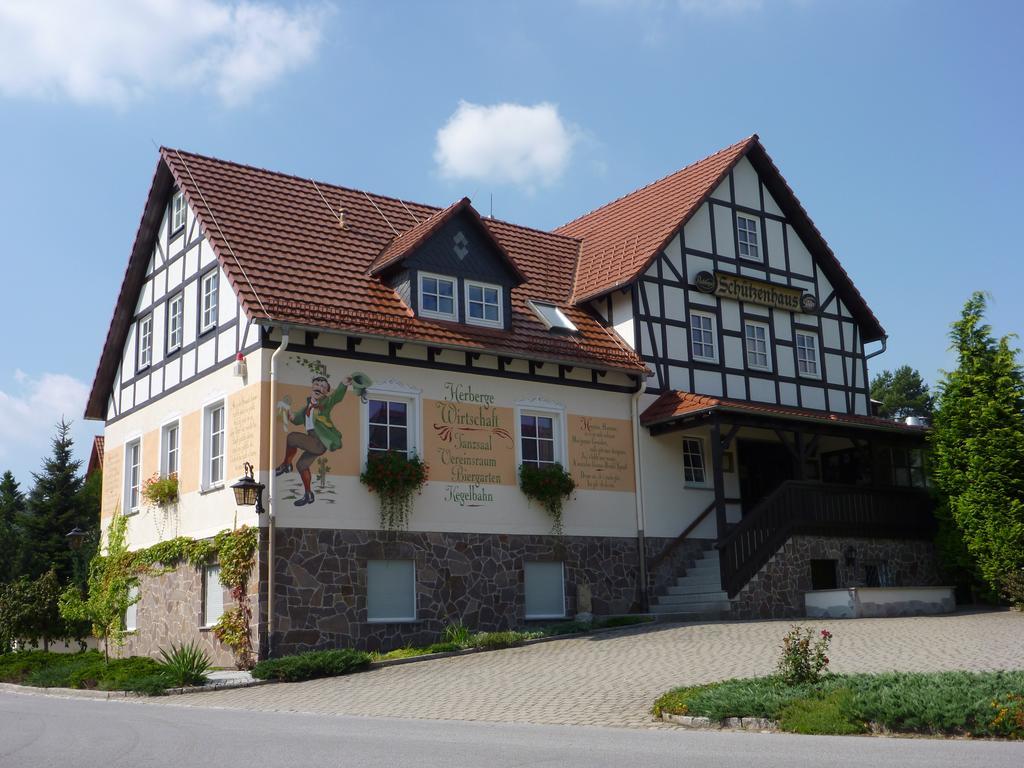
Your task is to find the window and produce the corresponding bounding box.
[418,272,457,320]
[125,584,139,632]
[689,311,717,362]
[203,564,224,627]
[737,215,759,260]
[465,281,502,327]
[367,399,409,457]
[161,421,180,477]
[520,412,557,468]
[682,438,707,487]
[137,314,153,369]
[367,560,416,622]
[167,293,184,352]
[171,190,186,233]
[125,439,141,513]
[795,332,820,376]
[528,300,578,333]
[200,270,218,332]
[524,561,566,619]
[203,401,225,488]
[744,321,771,370]
[889,448,926,489]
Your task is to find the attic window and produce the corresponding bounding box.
[171,190,186,233]
[528,300,578,333]
[737,215,759,260]
[418,272,457,321]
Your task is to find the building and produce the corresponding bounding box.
[86,135,936,664]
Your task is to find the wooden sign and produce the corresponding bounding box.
[694,271,818,313]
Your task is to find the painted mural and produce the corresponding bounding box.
[568,415,635,492]
[275,356,372,506]
[425,381,516,507]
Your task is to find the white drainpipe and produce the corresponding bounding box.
[631,380,649,612]
[266,326,290,656]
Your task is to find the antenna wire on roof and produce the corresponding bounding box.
[173,150,272,320]
[311,179,343,226]
[361,191,399,235]
[397,198,421,224]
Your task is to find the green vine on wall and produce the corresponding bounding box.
[519,463,576,536]
[359,451,428,531]
[60,513,259,669]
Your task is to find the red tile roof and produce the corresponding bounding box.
[87,435,104,476]
[640,390,928,434]
[557,136,755,303]
[556,136,885,342]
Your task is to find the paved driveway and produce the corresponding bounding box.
[163,610,1024,728]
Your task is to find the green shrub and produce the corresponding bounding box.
[424,641,462,654]
[779,689,865,735]
[251,649,371,682]
[158,642,211,687]
[776,626,832,685]
[0,650,83,683]
[470,630,541,649]
[441,623,473,647]
[13,651,169,692]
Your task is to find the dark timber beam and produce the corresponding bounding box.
[710,415,728,540]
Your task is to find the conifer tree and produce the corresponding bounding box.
[0,471,26,584]
[930,293,1024,594]
[19,419,93,584]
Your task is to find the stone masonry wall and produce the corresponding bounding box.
[731,535,942,620]
[271,528,671,655]
[116,549,262,668]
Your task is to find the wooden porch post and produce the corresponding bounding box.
[710,415,727,539]
[793,431,805,481]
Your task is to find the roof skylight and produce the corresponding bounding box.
[528,300,578,333]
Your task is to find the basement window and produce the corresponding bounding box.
[528,300,578,333]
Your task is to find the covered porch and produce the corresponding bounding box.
[641,391,935,601]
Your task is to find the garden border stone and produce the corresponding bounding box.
[660,711,779,731]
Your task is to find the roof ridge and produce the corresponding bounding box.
[555,134,757,232]
[161,146,442,215]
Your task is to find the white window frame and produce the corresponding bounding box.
[744,320,772,371]
[167,292,184,352]
[202,399,226,490]
[795,331,821,378]
[124,584,139,632]
[171,190,186,233]
[417,271,458,321]
[200,270,219,333]
[366,560,417,623]
[137,314,153,370]
[464,280,503,328]
[737,214,760,260]
[361,380,422,467]
[124,438,142,514]
[161,419,180,478]
[515,398,567,470]
[682,437,708,488]
[203,564,224,628]
[527,299,578,333]
[524,561,566,620]
[689,310,718,363]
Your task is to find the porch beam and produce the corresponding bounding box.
[649,412,926,445]
[710,415,728,540]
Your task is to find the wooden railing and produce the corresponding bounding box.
[716,481,935,598]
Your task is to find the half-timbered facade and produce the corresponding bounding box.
[86,136,939,662]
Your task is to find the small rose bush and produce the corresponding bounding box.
[777,626,832,685]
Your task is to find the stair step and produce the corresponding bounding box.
[665,585,728,598]
[673,573,721,586]
[688,559,720,570]
[649,604,732,617]
[653,597,733,611]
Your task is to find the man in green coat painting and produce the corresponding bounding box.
[275,372,371,506]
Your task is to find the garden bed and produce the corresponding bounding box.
[652,671,1024,738]
[1,650,182,695]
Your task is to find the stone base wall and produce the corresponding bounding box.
[115,550,262,669]
[731,536,942,620]
[270,528,668,655]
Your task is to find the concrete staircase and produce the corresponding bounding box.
[650,548,733,619]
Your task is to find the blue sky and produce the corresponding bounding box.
[0,0,1021,485]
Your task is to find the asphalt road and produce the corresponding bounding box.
[0,691,1020,768]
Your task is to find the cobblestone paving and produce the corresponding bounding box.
[162,610,1024,728]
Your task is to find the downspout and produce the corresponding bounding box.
[864,335,887,361]
[631,377,649,613]
[266,326,290,657]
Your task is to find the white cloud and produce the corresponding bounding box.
[0,0,331,108]
[434,101,578,189]
[0,371,94,483]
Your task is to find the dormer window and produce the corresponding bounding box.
[737,215,759,260]
[171,190,186,234]
[418,273,457,321]
[465,281,502,328]
[528,300,578,333]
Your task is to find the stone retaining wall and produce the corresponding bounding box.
[270,528,667,655]
[731,535,942,619]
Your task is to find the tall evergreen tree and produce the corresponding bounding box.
[0,471,26,584]
[930,293,1024,594]
[870,365,935,420]
[19,419,93,584]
